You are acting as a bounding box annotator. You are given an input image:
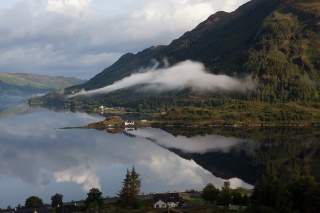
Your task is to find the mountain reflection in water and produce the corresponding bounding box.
[124,128,260,184]
[2,98,319,208]
[0,107,252,208]
[125,128,255,154]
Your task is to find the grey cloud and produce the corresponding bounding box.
[0,0,249,79]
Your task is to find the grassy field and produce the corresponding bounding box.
[100,197,227,213]
[157,101,320,127]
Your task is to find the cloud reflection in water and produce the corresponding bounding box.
[127,127,255,154]
[0,111,252,207]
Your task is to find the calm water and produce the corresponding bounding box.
[0,96,253,208]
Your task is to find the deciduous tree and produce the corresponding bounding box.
[87,201,99,213]
[25,196,43,208]
[84,188,103,209]
[51,193,63,208]
[201,183,220,204]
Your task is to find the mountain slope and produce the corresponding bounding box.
[0,73,84,95]
[165,0,280,73]
[70,0,320,103]
[75,45,166,89]
[34,0,320,115]
[71,0,280,90]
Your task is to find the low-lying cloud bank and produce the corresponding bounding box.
[69,60,255,97]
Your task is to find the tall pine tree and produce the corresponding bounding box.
[129,166,141,198]
[118,166,141,207]
[118,169,132,206]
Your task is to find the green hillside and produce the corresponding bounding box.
[34,0,320,120]
[66,0,320,102]
[0,73,84,95]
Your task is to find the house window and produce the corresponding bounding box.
[162,204,166,207]
[156,204,159,208]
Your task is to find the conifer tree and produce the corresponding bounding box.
[219,180,232,207]
[117,166,141,207]
[129,166,141,198]
[118,169,132,206]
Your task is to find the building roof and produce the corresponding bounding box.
[16,207,48,213]
[229,205,248,211]
[153,193,180,203]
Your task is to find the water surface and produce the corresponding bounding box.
[0,99,251,208]
[2,97,319,209]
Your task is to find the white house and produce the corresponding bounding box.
[154,199,167,208]
[124,120,134,126]
[153,193,180,208]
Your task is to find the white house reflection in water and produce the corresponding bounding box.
[0,110,252,208]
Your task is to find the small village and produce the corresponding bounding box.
[0,190,250,213]
[0,166,251,213]
[98,106,125,114]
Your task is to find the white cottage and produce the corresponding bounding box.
[154,199,167,208]
[153,193,180,208]
[124,120,134,125]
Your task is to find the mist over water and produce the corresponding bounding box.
[69,60,256,97]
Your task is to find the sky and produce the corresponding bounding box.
[0,0,249,80]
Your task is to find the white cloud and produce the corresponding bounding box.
[128,128,255,154]
[0,0,250,79]
[0,110,254,206]
[70,60,255,97]
[229,177,252,189]
[46,0,92,16]
[222,0,247,11]
[54,165,101,191]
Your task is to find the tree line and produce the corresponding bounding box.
[201,181,250,208]
[0,166,141,212]
[3,163,320,212]
[201,164,320,213]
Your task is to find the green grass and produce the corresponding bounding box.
[298,2,320,14]
[157,101,320,126]
[0,73,83,89]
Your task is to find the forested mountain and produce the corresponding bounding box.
[0,73,84,95]
[68,0,320,102]
[34,0,320,117]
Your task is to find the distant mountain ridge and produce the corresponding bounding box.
[0,73,84,95]
[68,0,320,103]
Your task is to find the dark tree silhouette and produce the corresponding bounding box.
[84,188,104,209]
[118,166,141,207]
[201,183,220,204]
[25,196,43,208]
[219,180,232,207]
[51,193,63,208]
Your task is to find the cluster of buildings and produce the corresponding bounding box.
[98,106,124,114]
[1,192,203,213]
[153,193,180,209]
